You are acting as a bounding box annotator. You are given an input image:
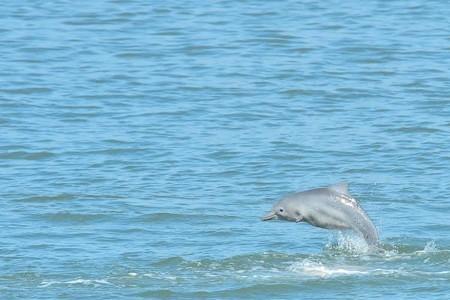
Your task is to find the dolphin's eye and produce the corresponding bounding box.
[279,208,284,213]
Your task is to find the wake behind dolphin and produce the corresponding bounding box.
[262,183,379,246]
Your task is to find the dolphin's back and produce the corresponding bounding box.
[297,188,379,245]
[332,191,379,244]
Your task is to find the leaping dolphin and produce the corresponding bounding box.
[262,183,379,245]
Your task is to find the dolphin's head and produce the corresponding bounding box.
[261,196,301,222]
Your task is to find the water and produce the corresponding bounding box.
[1,0,450,299]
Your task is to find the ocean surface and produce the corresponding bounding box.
[1,1,450,299]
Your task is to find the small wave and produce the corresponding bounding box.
[0,87,52,94]
[135,289,176,298]
[79,148,147,155]
[384,126,443,134]
[40,278,113,288]
[151,256,185,267]
[288,256,450,279]
[379,239,449,256]
[137,212,238,223]
[36,212,111,223]
[151,251,296,270]
[0,151,55,160]
[115,52,163,59]
[288,259,368,278]
[135,284,297,298]
[19,193,76,202]
[20,193,124,202]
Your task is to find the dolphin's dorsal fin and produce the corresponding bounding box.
[327,182,349,194]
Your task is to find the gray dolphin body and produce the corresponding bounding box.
[262,183,379,245]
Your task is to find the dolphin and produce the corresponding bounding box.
[262,183,379,245]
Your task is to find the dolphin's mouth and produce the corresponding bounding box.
[261,212,277,221]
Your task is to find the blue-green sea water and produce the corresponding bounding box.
[1,1,450,299]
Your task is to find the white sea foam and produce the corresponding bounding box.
[288,259,368,278]
[39,278,113,288]
[142,272,178,281]
[288,260,423,279]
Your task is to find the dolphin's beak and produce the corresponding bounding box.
[261,212,277,221]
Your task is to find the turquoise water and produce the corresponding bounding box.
[1,1,450,299]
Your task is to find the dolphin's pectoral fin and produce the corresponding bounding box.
[294,211,303,223]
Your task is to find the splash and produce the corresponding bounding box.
[324,231,371,254]
[422,240,437,253]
